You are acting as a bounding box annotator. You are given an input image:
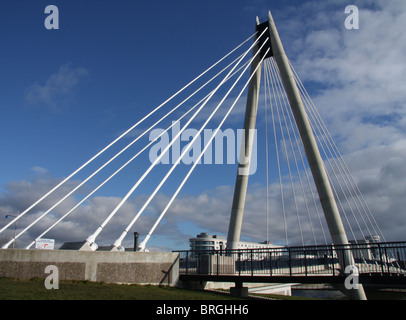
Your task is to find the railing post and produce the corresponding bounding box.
[238,252,241,276]
[304,249,308,276]
[251,249,254,276]
[186,251,189,275]
[384,247,389,274]
[217,250,220,275]
[378,243,385,274]
[210,251,213,275]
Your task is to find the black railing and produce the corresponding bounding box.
[175,242,406,277]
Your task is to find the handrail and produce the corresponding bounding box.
[174,241,406,277]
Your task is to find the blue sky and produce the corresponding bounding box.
[0,0,277,189]
[1,0,406,251]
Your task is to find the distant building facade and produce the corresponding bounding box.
[350,235,381,260]
[189,232,283,253]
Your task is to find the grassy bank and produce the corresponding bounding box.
[0,278,254,300]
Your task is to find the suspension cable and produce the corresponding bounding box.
[265,59,288,246]
[82,30,269,249]
[289,60,385,242]
[4,54,255,250]
[113,40,270,250]
[25,58,252,249]
[0,33,258,243]
[137,48,271,251]
[264,57,270,244]
[269,58,305,245]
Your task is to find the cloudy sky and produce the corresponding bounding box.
[0,0,405,251]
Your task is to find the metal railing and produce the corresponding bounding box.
[175,241,406,277]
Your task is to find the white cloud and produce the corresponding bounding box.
[275,0,406,243]
[0,175,137,248]
[286,1,406,148]
[25,63,88,110]
[30,166,49,175]
[153,0,406,246]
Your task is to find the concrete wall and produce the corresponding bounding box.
[0,249,179,286]
[198,254,235,274]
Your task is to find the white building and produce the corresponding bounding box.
[189,232,283,253]
[350,235,381,260]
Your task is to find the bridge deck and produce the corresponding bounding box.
[180,273,406,288]
[175,242,406,289]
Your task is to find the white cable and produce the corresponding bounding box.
[114,39,270,250]
[290,60,377,242]
[0,34,257,245]
[290,61,384,241]
[300,89,363,241]
[284,92,327,245]
[6,95,195,249]
[264,58,270,244]
[269,58,304,245]
[5,71,218,249]
[265,59,288,246]
[268,59,328,245]
[25,95,206,249]
[3,36,257,249]
[278,73,317,245]
[83,32,269,249]
[138,48,271,251]
[25,61,251,249]
[274,61,322,245]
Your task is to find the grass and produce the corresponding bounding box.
[0,278,253,300]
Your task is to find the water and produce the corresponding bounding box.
[292,286,406,300]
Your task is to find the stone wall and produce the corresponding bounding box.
[0,249,179,286]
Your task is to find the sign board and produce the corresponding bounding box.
[35,238,55,250]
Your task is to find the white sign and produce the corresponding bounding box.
[35,238,55,250]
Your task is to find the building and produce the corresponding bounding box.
[187,232,292,296]
[189,232,283,252]
[189,233,226,252]
[350,235,381,260]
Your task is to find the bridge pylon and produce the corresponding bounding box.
[226,10,367,300]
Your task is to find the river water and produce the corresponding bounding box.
[292,286,406,300]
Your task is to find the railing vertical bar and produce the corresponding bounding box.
[251,249,254,276]
[304,249,307,276]
[174,242,406,282]
[238,252,241,276]
[288,248,292,277]
[186,251,189,275]
[331,245,335,276]
[384,247,389,274]
[217,250,219,275]
[378,243,384,274]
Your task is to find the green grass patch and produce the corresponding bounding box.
[0,278,247,300]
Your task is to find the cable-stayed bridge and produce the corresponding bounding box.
[1,11,405,299]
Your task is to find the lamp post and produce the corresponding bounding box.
[5,213,19,249]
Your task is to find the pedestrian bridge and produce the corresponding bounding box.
[176,241,406,291]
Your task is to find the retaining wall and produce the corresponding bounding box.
[0,249,179,286]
